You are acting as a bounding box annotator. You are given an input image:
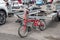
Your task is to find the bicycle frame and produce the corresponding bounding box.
[21,9,44,31]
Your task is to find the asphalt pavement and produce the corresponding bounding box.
[0,16,60,40]
[0,33,37,40]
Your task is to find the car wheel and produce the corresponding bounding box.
[0,11,6,25]
[57,17,60,21]
[57,12,60,21]
[57,15,60,21]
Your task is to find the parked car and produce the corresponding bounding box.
[0,0,9,25]
[11,0,25,12]
[0,0,14,25]
[0,0,25,25]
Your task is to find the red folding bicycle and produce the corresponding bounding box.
[17,9,47,38]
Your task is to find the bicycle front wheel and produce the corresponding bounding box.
[18,25,28,38]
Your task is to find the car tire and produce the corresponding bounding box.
[57,12,60,21]
[57,16,60,21]
[0,11,6,25]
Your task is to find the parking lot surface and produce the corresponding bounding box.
[0,16,60,40]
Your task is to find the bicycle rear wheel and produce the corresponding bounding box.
[39,20,46,31]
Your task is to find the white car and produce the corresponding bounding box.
[11,0,24,12]
[0,0,14,25]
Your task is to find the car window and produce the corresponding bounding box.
[11,0,17,1]
[32,7,40,10]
